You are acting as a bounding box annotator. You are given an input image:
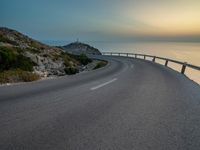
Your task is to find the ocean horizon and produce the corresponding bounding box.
[43,40,200,65]
[43,40,200,84]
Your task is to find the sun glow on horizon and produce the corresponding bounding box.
[1,0,200,41]
[117,0,200,38]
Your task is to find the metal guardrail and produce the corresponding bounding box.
[102,52,200,74]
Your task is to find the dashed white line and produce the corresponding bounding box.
[90,78,118,91]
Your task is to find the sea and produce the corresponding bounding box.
[44,41,200,84]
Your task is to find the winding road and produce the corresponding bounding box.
[0,55,200,150]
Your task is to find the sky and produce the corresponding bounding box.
[1,0,200,42]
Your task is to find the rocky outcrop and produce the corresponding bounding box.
[0,27,79,77]
[23,51,66,77]
[62,42,102,55]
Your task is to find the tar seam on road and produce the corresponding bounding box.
[130,65,134,68]
[90,78,118,91]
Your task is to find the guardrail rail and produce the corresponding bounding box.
[102,52,200,75]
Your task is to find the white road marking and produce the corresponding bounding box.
[90,78,118,91]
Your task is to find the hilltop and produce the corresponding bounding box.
[62,42,101,55]
[0,27,92,83]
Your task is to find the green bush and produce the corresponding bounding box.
[93,61,107,70]
[64,67,79,75]
[68,53,92,65]
[77,54,92,65]
[62,53,93,75]
[62,53,74,67]
[14,55,36,71]
[0,47,17,71]
[0,47,36,71]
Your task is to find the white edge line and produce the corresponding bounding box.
[90,78,118,91]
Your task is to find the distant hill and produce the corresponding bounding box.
[0,27,92,83]
[62,42,102,55]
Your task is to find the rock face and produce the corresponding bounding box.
[23,51,66,77]
[62,42,102,55]
[0,27,77,77]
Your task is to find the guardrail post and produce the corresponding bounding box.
[127,53,128,57]
[152,56,156,62]
[118,53,120,56]
[135,54,137,58]
[165,60,168,66]
[181,62,187,74]
[144,55,146,60]
[111,52,112,56]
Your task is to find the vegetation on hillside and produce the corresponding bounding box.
[0,34,18,45]
[0,46,93,83]
[0,46,39,83]
[0,69,40,84]
[61,52,92,75]
[93,61,107,70]
[0,28,104,84]
[69,53,92,65]
[0,46,36,72]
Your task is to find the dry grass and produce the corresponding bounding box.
[0,69,40,84]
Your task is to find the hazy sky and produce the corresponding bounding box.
[1,0,200,42]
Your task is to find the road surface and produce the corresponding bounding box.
[0,56,200,150]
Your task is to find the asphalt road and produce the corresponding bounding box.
[0,56,200,150]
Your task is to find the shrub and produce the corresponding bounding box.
[19,71,40,82]
[93,61,107,70]
[0,69,40,84]
[64,67,79,75]
[0,46,36,71]
[77,54,92,65]
[62,54,73,67]
[72,53,92,65]
[30,41,41,49]
[0,47,17,71]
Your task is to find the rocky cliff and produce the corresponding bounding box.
[0,27,89,78]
